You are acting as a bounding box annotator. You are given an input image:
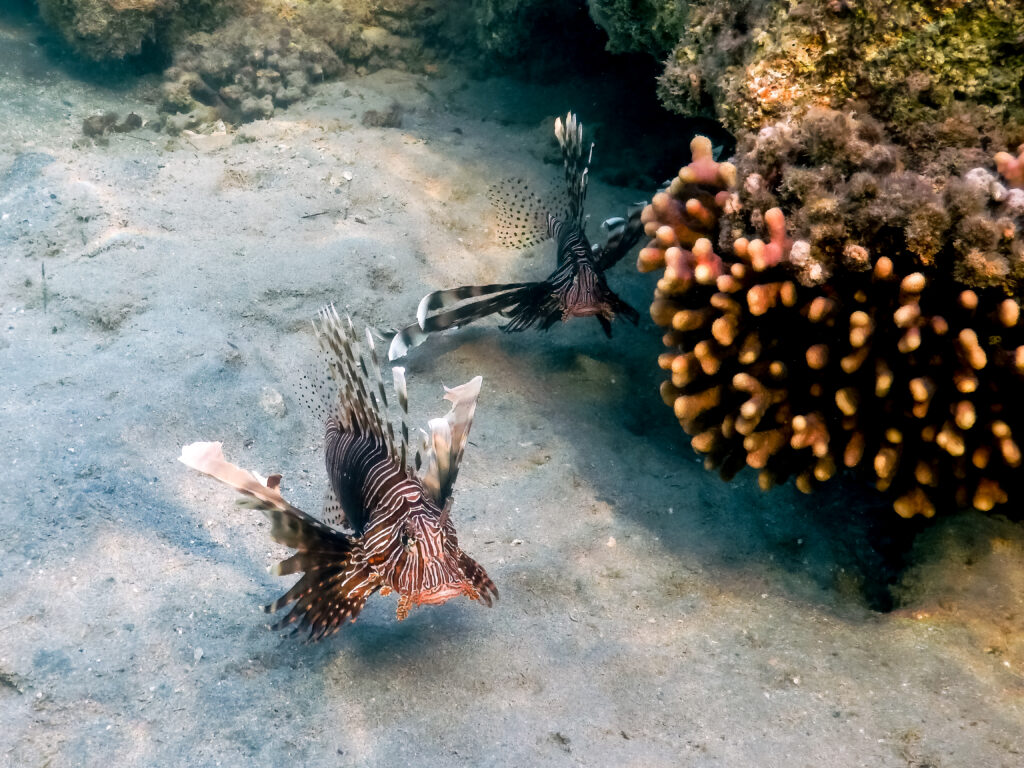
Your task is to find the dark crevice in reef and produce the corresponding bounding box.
[570,51,736,191]
[5,1,167,82]
[441,1,737,191]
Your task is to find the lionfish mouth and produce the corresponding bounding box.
[396,580,478,620]
[563,301,614,320]
[411,580,477,606]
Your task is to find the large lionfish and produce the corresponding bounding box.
[180,305,497,641]
[389,111,646,360]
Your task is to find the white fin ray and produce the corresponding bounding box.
[393,366,410,470]
[180,441,296,514]
[416,376,483,506]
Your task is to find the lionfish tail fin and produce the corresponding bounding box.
[417,375,483,506]
[554,111,592,230]
[487,177,564,250]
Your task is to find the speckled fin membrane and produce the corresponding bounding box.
[321,488,346,528]
[293,349,337,428]
[487,177,564,249]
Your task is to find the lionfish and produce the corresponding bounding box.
[389,111,646,360]
[180,305,497,641]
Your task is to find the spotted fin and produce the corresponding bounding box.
[487,177,564,249]
[321,488,347,529]
[417,375,483,506]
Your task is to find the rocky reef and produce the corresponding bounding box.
[36,0,232,61]
[34,0,599,130]
[591,0,1024,171]
[636,112,1024,518]
[157,0,443,130]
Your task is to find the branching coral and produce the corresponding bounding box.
[638,111,1024,518]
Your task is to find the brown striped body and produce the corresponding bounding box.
[324,417,495,621]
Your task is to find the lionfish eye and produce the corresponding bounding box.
[402,533,414,552]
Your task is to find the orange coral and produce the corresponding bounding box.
[638,119,1024,520]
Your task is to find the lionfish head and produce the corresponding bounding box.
[559,271,617,322]
[393,513,479,618]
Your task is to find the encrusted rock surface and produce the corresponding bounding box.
[591,0,1024,169]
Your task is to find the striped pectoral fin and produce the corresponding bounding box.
[388,321,429,361]
[417,283,535,327]
[595,200,647,271]
[389,284,538,360]
[265,555,378,642]
[458,551,498,607]
[389,286,529,360]
[422,291,534,334]
[263,503,354,552]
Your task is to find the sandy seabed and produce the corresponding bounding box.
[2,12,1023,768]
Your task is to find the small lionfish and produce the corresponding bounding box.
[180,305,496,641]
[389,111,646,360]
